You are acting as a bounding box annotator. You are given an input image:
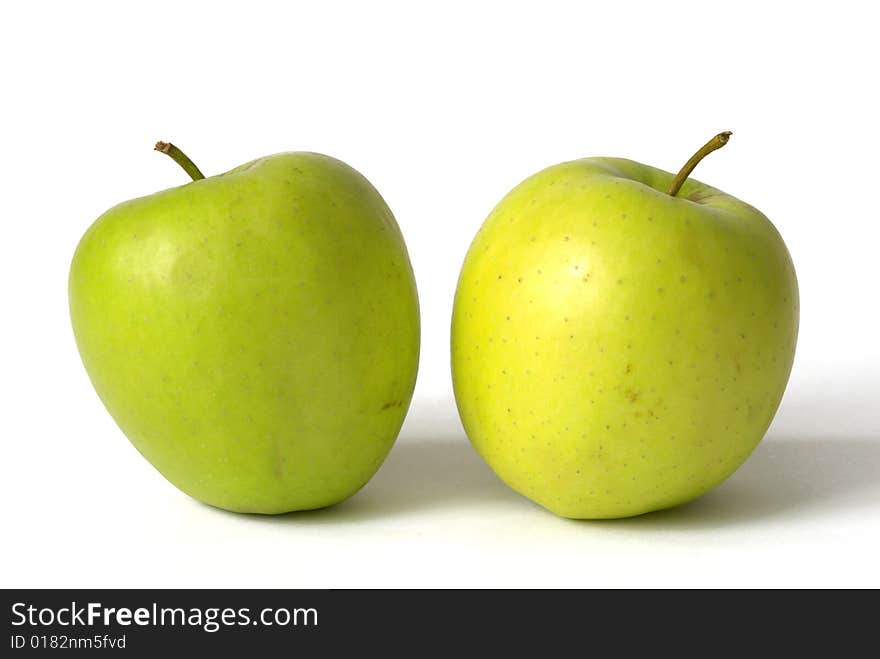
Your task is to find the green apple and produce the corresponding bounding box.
[70,143,420,513]
[451,133,798,519]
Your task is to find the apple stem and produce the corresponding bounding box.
[667,131,732,197]
[154,141,206,181]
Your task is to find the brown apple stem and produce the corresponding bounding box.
[154,141,205,181]
[667,131,732,197]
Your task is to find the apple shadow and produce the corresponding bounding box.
[209,399,523,525]
[601,434,880,529]
[255,431,880,528]
[277,430,523,524]
[359,436,520,515]
[242,377,880,527]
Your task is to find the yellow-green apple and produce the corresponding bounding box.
[70,143,420,513]
[451,133,798,519]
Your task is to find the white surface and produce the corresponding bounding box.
[2,1,878,588]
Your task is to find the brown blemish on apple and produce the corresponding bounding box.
[625,389,640,403]
[380,400,403,411]
[687,189,714,204]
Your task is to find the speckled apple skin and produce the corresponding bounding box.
[451,158,798,519]
[70,153,420,513]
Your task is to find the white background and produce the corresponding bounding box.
[2,1,878,587]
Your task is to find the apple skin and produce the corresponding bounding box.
[70,152,420,513]
[451,157,798,519]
